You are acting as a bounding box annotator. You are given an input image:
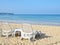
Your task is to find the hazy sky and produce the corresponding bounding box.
[0,0,60,14]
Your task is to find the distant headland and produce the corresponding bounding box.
[0,13,14,15]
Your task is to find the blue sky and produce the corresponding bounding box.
[0,0,60,14]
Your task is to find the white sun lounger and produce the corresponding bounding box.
[20,23,35,40]
[2,30,12,37]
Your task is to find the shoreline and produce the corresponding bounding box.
[0,20,60,26]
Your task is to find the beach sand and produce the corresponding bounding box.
[0,22,60,45]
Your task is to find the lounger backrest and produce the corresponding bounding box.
[1,22,12,31]
[22,23,32,33]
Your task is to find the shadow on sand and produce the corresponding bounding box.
[35,33,52,40]
[30,32,52,41]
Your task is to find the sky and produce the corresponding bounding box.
[0,0,60,14]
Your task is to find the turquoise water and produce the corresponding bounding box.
[0,14,60,25]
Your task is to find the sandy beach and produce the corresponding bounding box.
[0,22,60,45]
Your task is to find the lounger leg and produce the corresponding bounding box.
[6,34,8,37]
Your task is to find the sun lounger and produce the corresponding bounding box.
[2,30,13,37]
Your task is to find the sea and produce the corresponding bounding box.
[0,14,60,26]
